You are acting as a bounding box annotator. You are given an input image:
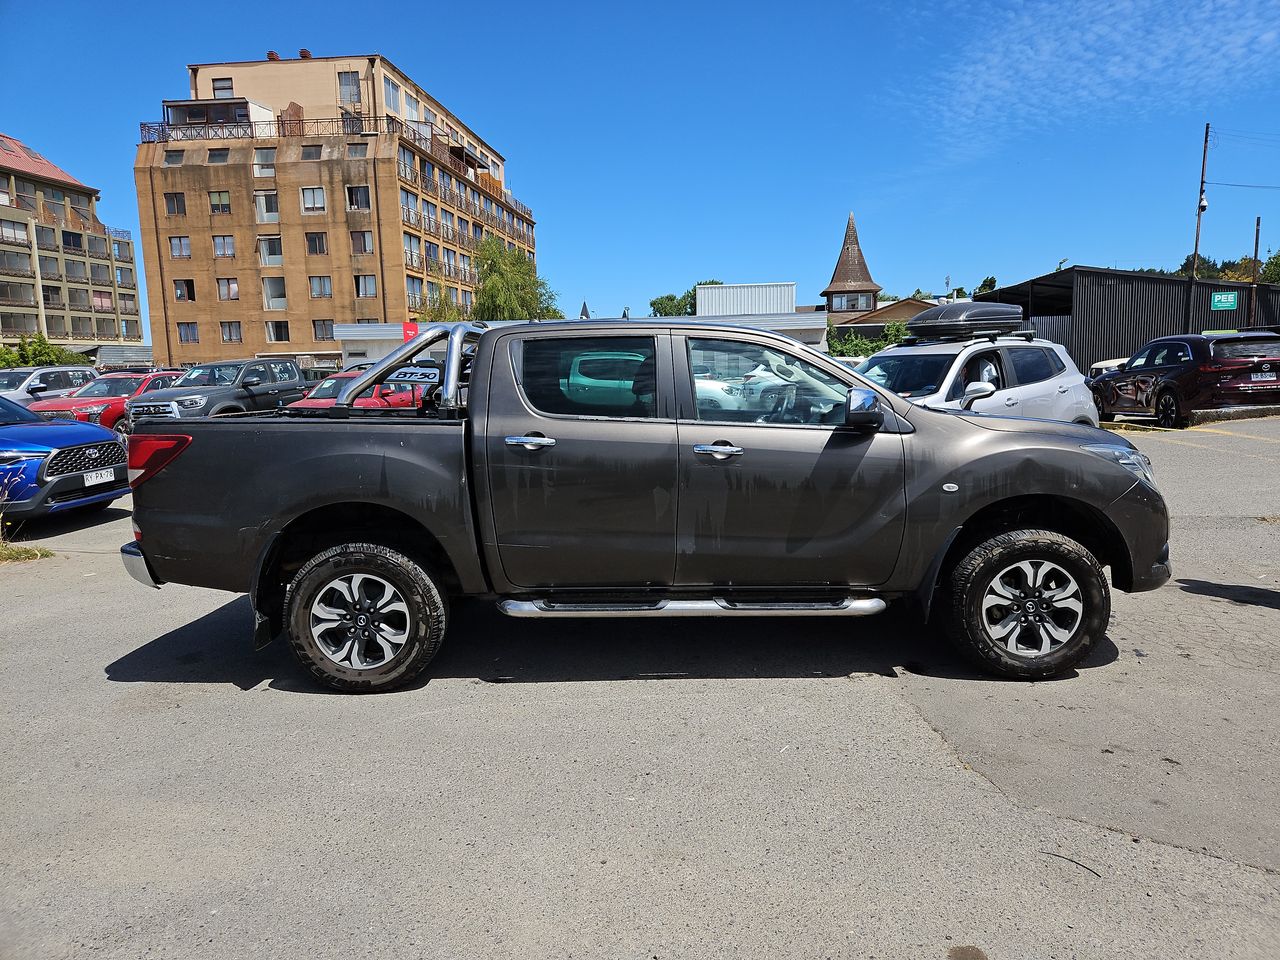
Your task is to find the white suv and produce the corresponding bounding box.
[853,306,1098,425]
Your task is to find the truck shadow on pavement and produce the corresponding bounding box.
[1176,578,1280,611]
[104,596,1120,694]
[9,505,132,541]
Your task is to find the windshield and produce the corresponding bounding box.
[855,351,957,397]
[1211,338,1280,360]
[0,395,41,425]
[174,363,243,387]
[0,371,30,390]
[71,377,144,398]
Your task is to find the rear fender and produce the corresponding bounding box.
[250,532,283,649]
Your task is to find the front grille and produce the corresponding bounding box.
[130,402,178,419]
[46,441,127,478]
[38,410,79,421]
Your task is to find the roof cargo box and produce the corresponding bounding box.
[907,302,1025,339]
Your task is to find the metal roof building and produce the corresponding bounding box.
[976,265,1280,367]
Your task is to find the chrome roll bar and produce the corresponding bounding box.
[332,321,487,414]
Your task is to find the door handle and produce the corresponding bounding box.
[693,443,744,458]
[1003,397,1018,406]
[1057,386,1069,393]
[505,435,556,449]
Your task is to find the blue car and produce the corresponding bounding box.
[0,395,129,519]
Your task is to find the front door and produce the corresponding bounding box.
[673,334,906,588]
[1110,346,1152,414]
[483,331,679,589]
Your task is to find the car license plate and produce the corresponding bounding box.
[1251,372,1277,382]
[84,468,115,487]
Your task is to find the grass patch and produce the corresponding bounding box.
[0,543,54,563]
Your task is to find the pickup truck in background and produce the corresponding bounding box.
[126,358,306,427]
[121,311,1171,692]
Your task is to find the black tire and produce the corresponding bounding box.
[1154,390,1183,429]
[944,529,1109,680]
[284,542,448,692]
[1093,391,1114,422]
[112,419,130,440]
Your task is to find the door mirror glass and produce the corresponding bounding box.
[960,381,997,410]
[844,386,884,432]
[242,376,262,388]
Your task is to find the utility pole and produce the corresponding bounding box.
[1249,216,1261,328]
[1184,122,1210,333]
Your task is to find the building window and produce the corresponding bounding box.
[168,236,191,258]
[406,276,423,303]
[265,320,290,342]
[257,235,283,266]
[354,274,377,298]
[65,260,88,280]
[208,148,229,164]
[301,144,322,161]
[461,289,472,309]
[253,147,276,177]
[262,277,287,311]
[313,319,335,341]
[350,230,373,254]
[301,186,326,213]
[209,190,231,215]
[212,78,233,99]
[254,190,279,223]
[404,94,419,122]
[305,232,328,255]
[0,219,28,244]
[220,321,242,343]
[177,322,199,343]
[347,143,368,159]
[164,150,184,166]
[309,275,333,299]
[346,185,371,210]
[338,70,361,105]
[173,279,195,301]
[383,76,400,113]
[213,235,235,258]
[217,278,239,301]
[164,192,185,216]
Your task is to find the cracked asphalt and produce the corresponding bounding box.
[2,417,1278,959]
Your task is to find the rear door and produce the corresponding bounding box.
[483,330,679,589]
[269,361,305,406]
[673,333,905,588]
[1004,346,1061,420]
[1135,342,1191,412]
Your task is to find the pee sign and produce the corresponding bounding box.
[402,321,420,341]
[1211,291,1238,311]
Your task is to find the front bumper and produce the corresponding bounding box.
[121,542,161,589]
[1132,541,1172,592]
[2,467,129,517]
[1108,479,1172,593]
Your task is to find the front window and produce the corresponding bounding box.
[175,363,243,387]
[305,376,359,400]
[856,351,957,399]
[515,336,660,419]
[688,338,847,423]
[71,377,144,398]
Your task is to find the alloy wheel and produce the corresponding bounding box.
[309,573,412,670]
[1156,393,1178,429]
[980,560,1084,658]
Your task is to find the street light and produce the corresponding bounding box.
[1057,258,1068,272]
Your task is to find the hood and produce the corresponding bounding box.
[0,419,119,452]
[29,396,125,412]
[128,386,227,404]
[954,412,1122,446]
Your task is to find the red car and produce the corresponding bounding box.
[287,371,425,410]
[28,370,183,438]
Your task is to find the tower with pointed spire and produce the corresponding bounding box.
[821,212,881,320]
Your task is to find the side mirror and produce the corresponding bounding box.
[1116,362,1127,372]
[242,376,262,388]
[27,381,47,395]
[844,386,884,432]
[960,381,996,410]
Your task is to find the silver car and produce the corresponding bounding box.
[0,366,98,408]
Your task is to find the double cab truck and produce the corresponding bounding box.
[121,310,1171,692]
[125,358,305,427]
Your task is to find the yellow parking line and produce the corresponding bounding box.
[1134,432,1280,463]
[1187,424,1280,443]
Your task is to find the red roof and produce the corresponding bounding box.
[0,132,94,193]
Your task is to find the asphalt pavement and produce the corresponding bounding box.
[2,417,1278,959]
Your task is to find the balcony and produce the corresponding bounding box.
[0,264,34,278]
[0,234,30,249]
[117,280,136,289]
[62,245,86,257]
[91,276,114,287]
[0,317,38,336]
[404,249,424,272]
[41,270,62,281]
[92,303,115,314]
[0,296,37,308]
[87,246,111,260]
[120,304,140,316]
[42,298,66,311]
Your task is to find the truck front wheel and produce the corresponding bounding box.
[944,529,1109,680]
[284,542,448,692]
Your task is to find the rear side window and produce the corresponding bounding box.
[1149,342,1191,366]
[515,336,658,418]
[1211,338,1280,360]
[1008,347,1057,386]
[269,361,298,383]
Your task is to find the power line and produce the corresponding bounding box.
[1206,180,1280,190]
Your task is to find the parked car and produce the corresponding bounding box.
[0,366,98,408]
[854,304,1098,425]
[28,371,183,438]
[123,318,1169,693]
[1089,332,1280,428]
[288,371,425,410]
[126,358,306,426]
[0,395,129,519]
[1088,357,1129,380]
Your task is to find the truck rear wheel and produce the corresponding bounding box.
[944,529,1109,680]
[284,542,447,692]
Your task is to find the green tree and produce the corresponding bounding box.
[1175,253,1220,279]
[974,276,998,295]
[910,288,935,301]
[470,236,562,322]
[648,279,723,317]
[1261,249,1280,285]
[1220,255,1263,283]
[0,333,91,368]
[877,292,901,303]
[827,320,909,358]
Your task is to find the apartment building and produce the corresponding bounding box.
[135,50,537,367]
[0,133,142,354]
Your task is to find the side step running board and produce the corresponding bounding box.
[497,598,887,618]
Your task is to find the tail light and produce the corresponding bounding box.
[127,434,192,488]
[1199,360,1251,374]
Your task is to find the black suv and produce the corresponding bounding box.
[1090,332,1280,428]
[127,358,306,424]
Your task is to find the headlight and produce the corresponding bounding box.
[81,403,109,422]
[1083,443,1156,488]
[177,395,207,409]
[719,384,740,396]
[0,450,48,466]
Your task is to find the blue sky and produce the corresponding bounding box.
[8,0,1280,328]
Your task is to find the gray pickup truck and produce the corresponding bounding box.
[121,316,1170,692]
[125,358,305,427]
